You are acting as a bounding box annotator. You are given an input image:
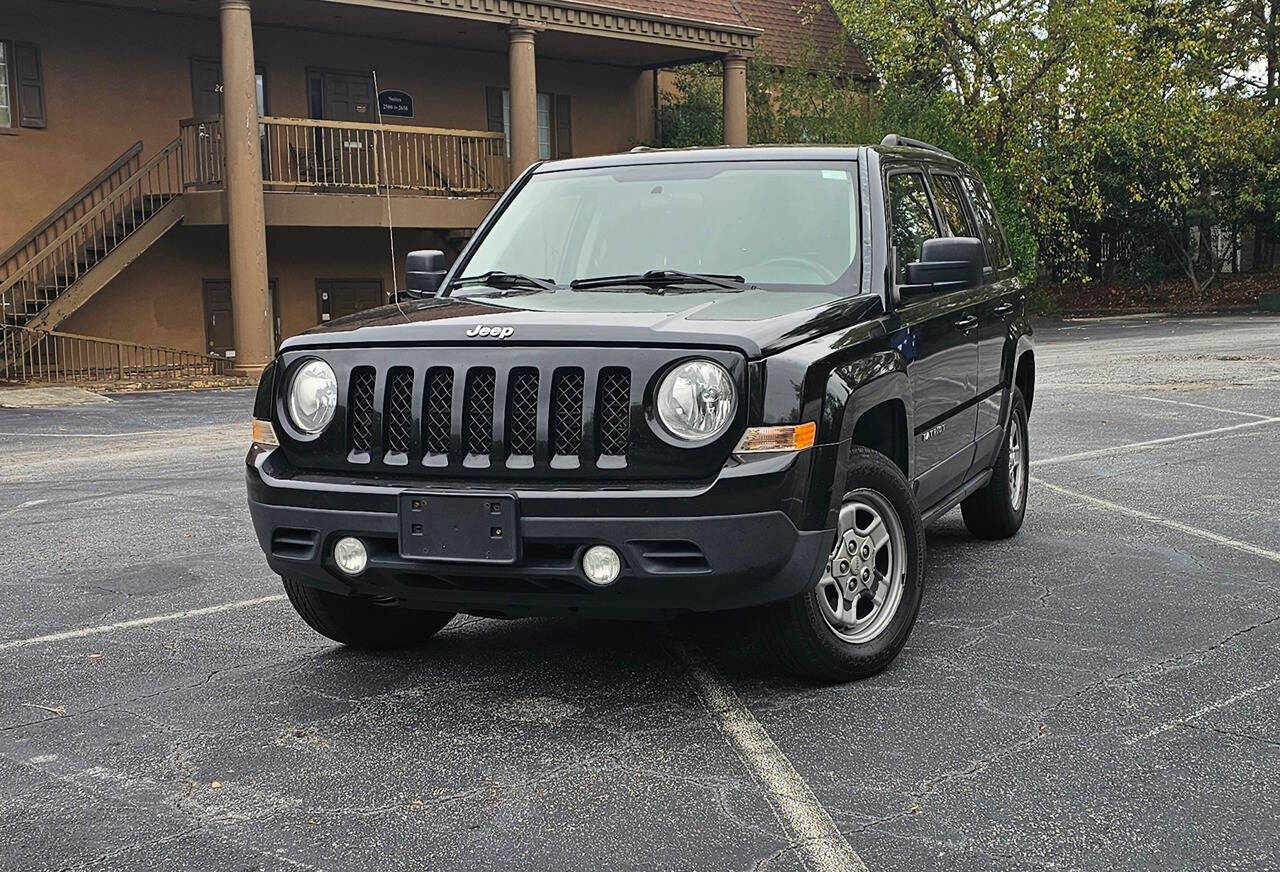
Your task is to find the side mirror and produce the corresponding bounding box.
[901,237,984,297]
[404,249,447,297]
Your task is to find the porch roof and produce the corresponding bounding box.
[294,0,761,63]
[81,0,761,67]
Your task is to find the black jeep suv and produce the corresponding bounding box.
[246,136,1035,681]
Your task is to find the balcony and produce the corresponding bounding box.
[178,116,510,229]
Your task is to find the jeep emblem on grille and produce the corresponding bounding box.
[466,325,515,339]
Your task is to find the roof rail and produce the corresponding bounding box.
[879,134,955,158]
[630,145,655,153]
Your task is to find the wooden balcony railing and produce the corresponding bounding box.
[2,324,229,384]
[180,115,510,197]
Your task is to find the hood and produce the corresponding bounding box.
[282,289,883,359]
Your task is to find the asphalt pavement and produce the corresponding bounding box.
[0,314,1277,871]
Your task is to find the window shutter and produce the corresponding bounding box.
[554,94,571,159]
[14,42,46,129]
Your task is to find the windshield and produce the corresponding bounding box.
[454,160,860,292]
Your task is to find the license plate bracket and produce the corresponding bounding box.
[398,492,519,564]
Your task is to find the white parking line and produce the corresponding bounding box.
[0,595,286,652]
[1031,417,1280,467]
[1130,395,1276,420]
[1126,676,1280,744]
[664,636,868,872]
[1032,478,1280,564]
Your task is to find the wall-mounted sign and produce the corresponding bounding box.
[378,90,414,119]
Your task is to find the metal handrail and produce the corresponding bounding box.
[1,324,228,384]
[0,139,184,323]
[0,141,144,282]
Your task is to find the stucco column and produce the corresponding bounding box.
[507,24,540,173]
[722,54,748,146]
[220,0,272,375]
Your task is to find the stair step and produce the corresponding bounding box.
[4,190,178,334]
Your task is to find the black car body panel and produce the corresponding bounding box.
[247,143,1034,618]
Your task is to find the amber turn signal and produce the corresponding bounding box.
[733,422,816,454]
[251,418,279,448]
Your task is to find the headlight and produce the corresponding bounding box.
[656,359,735,442]
[287,358,338,434]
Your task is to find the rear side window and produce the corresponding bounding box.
[887,172,939,281]
[930,174,977,239]
[961,176,1013,269]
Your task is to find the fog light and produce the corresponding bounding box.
[333,537,368,576]
[581,545,621,586]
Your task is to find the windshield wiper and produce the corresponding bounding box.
[450,271,558,292]
[570,269,750,292]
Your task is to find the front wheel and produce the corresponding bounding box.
[282,576,455,649]
[765,447,925,682]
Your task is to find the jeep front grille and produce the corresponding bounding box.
[384,367,414,462]
[550,368,585,459]
[348,367,376,459]
[342,362,634,470]
[463,367,496,459]
[596,368,631,459]
[506,368,539,461]
[423,367,453,459]
[284,347,743,481]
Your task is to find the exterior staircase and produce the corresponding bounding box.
[0,139,184,338]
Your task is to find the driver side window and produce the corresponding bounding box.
[887,172,939,282]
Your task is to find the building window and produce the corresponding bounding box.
[0,41,46,129]
[501,90,553,160]
[0,43,10,127]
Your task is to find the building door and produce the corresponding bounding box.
[203,279,279,357]
[202,280,235,356]
[190,57,267,116]
[318,280,383,323]
[190,58,222,116]
[189,58,267,187]
[307,71,376,186]
[317,71,375,122]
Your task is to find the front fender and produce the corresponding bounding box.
[813,354,910,529]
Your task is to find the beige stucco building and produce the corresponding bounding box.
[0,0,852,376]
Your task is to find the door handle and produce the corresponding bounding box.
[953,315,978,331]
[993,302,1015,316]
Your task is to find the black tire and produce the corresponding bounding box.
[764,446,926,682]
[282,576,455,649]
[961,388,1029,540]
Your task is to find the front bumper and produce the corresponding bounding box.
[247,443,838,618]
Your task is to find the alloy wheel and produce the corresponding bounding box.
[815,489,908,644]
[1008,414,1026,510]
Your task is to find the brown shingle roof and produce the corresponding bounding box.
[591,0,870,80]
[731,0,871,79]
